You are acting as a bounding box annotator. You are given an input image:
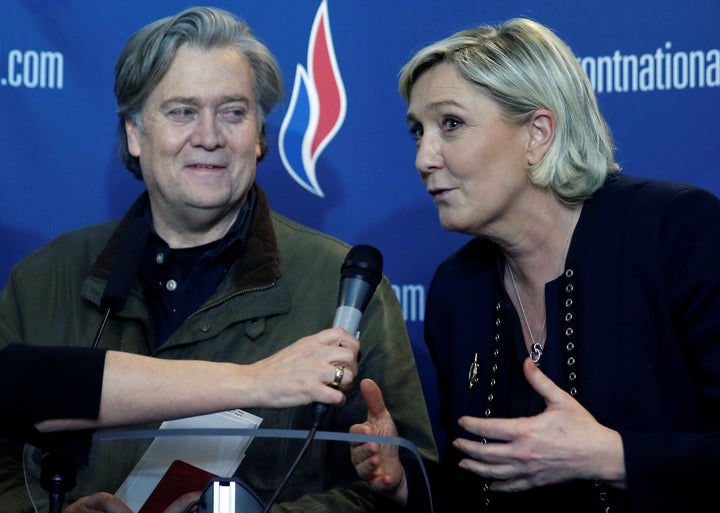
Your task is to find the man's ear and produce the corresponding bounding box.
[526,109,555,165]
[256,121,268,161]
[125,118,141,158]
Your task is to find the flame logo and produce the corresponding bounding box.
[278,0,346,197]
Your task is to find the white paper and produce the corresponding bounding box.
[114,409,262,511]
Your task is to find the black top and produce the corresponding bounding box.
[0,344,106,463]
[424,174,720,512]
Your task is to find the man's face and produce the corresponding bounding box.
[126,45,261,246]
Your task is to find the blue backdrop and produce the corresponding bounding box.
[2,0,718,434]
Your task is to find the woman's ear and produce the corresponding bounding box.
[526,109,555,165]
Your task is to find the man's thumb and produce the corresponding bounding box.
[360,378,387,416]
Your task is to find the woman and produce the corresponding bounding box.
[350,17,720,513]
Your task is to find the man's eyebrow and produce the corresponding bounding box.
[160,95,252,108]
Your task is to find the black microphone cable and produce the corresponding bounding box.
[258,424,319,513]
[259,367,347,513]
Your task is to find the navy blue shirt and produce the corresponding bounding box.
[139,189,255,349]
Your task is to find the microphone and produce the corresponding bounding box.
[261,246,384,513]
[332,244,384,337]
[312,244,383,428]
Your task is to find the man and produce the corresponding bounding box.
[0,6,436,512]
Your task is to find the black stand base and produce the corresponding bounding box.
[40,452,77,513]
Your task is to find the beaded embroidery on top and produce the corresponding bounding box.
[475,267,613,510]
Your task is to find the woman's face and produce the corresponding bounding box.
[406,62,534,237]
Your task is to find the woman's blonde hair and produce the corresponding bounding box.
[399,18,619,203]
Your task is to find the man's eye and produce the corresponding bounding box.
[169,108,194,119]
[221,108,247,122]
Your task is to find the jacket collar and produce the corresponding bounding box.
[89,183,282,296]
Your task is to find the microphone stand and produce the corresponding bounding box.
[35,212,148,511]
[40,452,77,513]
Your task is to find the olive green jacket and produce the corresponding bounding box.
[0,185,437,512]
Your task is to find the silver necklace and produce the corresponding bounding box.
[507,265,546,362]
[507,209,578,363]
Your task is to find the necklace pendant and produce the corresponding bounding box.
[468,352,480,389]
[529,342,543,363]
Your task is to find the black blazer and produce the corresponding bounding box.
[424,173,720,513]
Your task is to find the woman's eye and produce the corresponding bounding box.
[442,116,463,130]
[408,123,423,141]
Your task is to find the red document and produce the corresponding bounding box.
[138,459,216,513]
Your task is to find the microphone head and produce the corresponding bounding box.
[341,244,383,289]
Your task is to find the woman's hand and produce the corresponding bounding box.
[453,358,627,492]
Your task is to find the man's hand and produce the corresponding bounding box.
[349,378,407,504]
[64,492,132,513]
[65,490,202,512]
